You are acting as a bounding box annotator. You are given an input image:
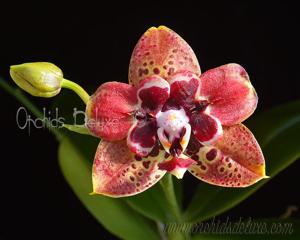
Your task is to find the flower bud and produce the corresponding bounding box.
[10,62,63,97]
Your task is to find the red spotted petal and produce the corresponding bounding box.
[190,112,223,144]
[86,82,138,140]
[137,76,170,115]
[200,64,258,125]
[92,140,166,197]
[129,26,201,86]
[188,124,266,187]
[169,71,201,109]
[127,119,157,157]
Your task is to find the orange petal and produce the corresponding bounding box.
[129,26,201,86]
[92,140,166,197]
[188,124,266,187]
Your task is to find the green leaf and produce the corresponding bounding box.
[125,175,183,223]
[184,100,300,222]
[192,219,300,240]
[125,184,170,222]
[58,137,160,240]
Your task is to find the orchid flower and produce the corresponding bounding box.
[9,26,266,198]
[84,26,266,197]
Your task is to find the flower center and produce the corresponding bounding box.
[156,108,191,157]
[156,108,189,141]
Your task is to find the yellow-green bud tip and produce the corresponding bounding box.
[10,62,63,98]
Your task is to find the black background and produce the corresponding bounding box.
[0,1,299,239]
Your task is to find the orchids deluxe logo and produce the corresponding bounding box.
[15,107,87,135]
[16,106,120,135]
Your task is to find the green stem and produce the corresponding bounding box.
[61,78,90,104]
[160,174,182,222]
[0,78,63,141]
[160,174,187,240]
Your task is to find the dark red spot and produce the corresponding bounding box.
[168,67,175,75]
[186,134,203,155]
[143,69,149,75]
[197,160,203,166]
[229,173,233,178]
[228,163,232,168]
[130,176,135,182]
[206,149,217,161]
[172,49,178,53]
[131,163,136,169]
[145,52,150,55]
[219,167,225,173]
[149,143,159,157]
[136,183,140,187]
[143,62,147,66]
[153,68,160,74]
[138,172,143,176]
[225,157,230,162]
[155,175,161,179]
[237,174,241,178]
[191,155,199,161]
[234,168,238,172]
[149,61,154,65]
[169,54,174,58]
[200,165,207,171]
[138,68,143,77]
[135,155,142,161]
[168,61,174,65]
[163,65,168,69]
[143,161,151,169]
[164,152,170,158]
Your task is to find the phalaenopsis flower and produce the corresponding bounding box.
[86,26,266,197]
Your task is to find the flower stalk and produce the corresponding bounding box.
[160,174,182,222]
[160,174,187,240]
[61,78,90,104]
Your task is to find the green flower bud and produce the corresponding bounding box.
[10,62,63,97]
